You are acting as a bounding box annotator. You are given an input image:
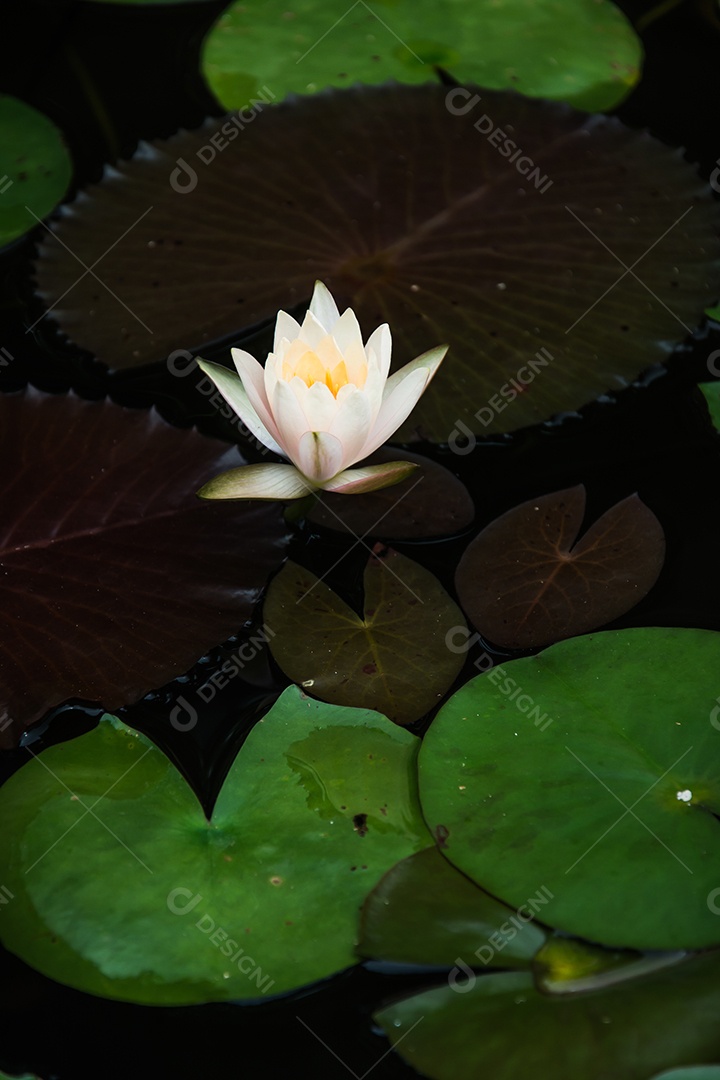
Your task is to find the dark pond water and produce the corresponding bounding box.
[1,1,720,1077]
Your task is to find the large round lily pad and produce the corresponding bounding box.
[0,389,288,747]
[419,627,720,950]
[0,687,430,1003]
[34,85,720,439]
[0,96,71,248]
[202,0,641,113]
[374,950,720,1080]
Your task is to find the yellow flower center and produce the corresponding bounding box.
[284,349,367,397]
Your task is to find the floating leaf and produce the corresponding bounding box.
[264,548,465,725]
[0,390,288,747]
[0,96,71,248]
[418,627,720,950]
[455,485,665,648]
[202,0,641,112]
[357,846,545,968]
[306,448,474,539]
[374,950,720,1080]
[34,85,720,438]
[0,687,430,1003]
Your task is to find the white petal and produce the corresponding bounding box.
[300,380,340,430]
[197,359,284,456]
[308,280,341,332]
[365,324,391,379]
[197,463,315,501]
[264,351,279,407]
[326,388,374,468]
[273,310,301,353]
[297,309,327,349]
[272,378,312,462]
[296,430,345,484]
[321,461,419,494]
[358,368,429,458]
[380,344,447,402]
[331,308,364,354]
[231,348,285,450]
[358,361,386,425]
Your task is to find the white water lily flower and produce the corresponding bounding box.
[197,281,447,500]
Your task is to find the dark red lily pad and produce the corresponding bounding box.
[263,547,466,725]
[306,448,474,539]
[455,485,665,648]
[34,84,720,439]
[0,390,289,747]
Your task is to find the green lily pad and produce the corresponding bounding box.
[0,96,71,247]
[706,303,720,321]
[35,85,720,439]
[374,950,720,1080]
[264,547,466,725]
[0,686,430,1003]
[357,846,545,969]
[419,627,720,950]
[700,383,720,432]
[202,0,641,112]
[455,485,665,649]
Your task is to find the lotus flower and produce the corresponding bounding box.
[196,282,447,500]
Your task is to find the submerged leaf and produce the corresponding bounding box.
[357,846,545,969]
[0,687,430,1003]
[0,390,288,746]
[374,950,720,1080]
[264,548,466,725]
[455,485,665,648]
[34,85,720,438]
